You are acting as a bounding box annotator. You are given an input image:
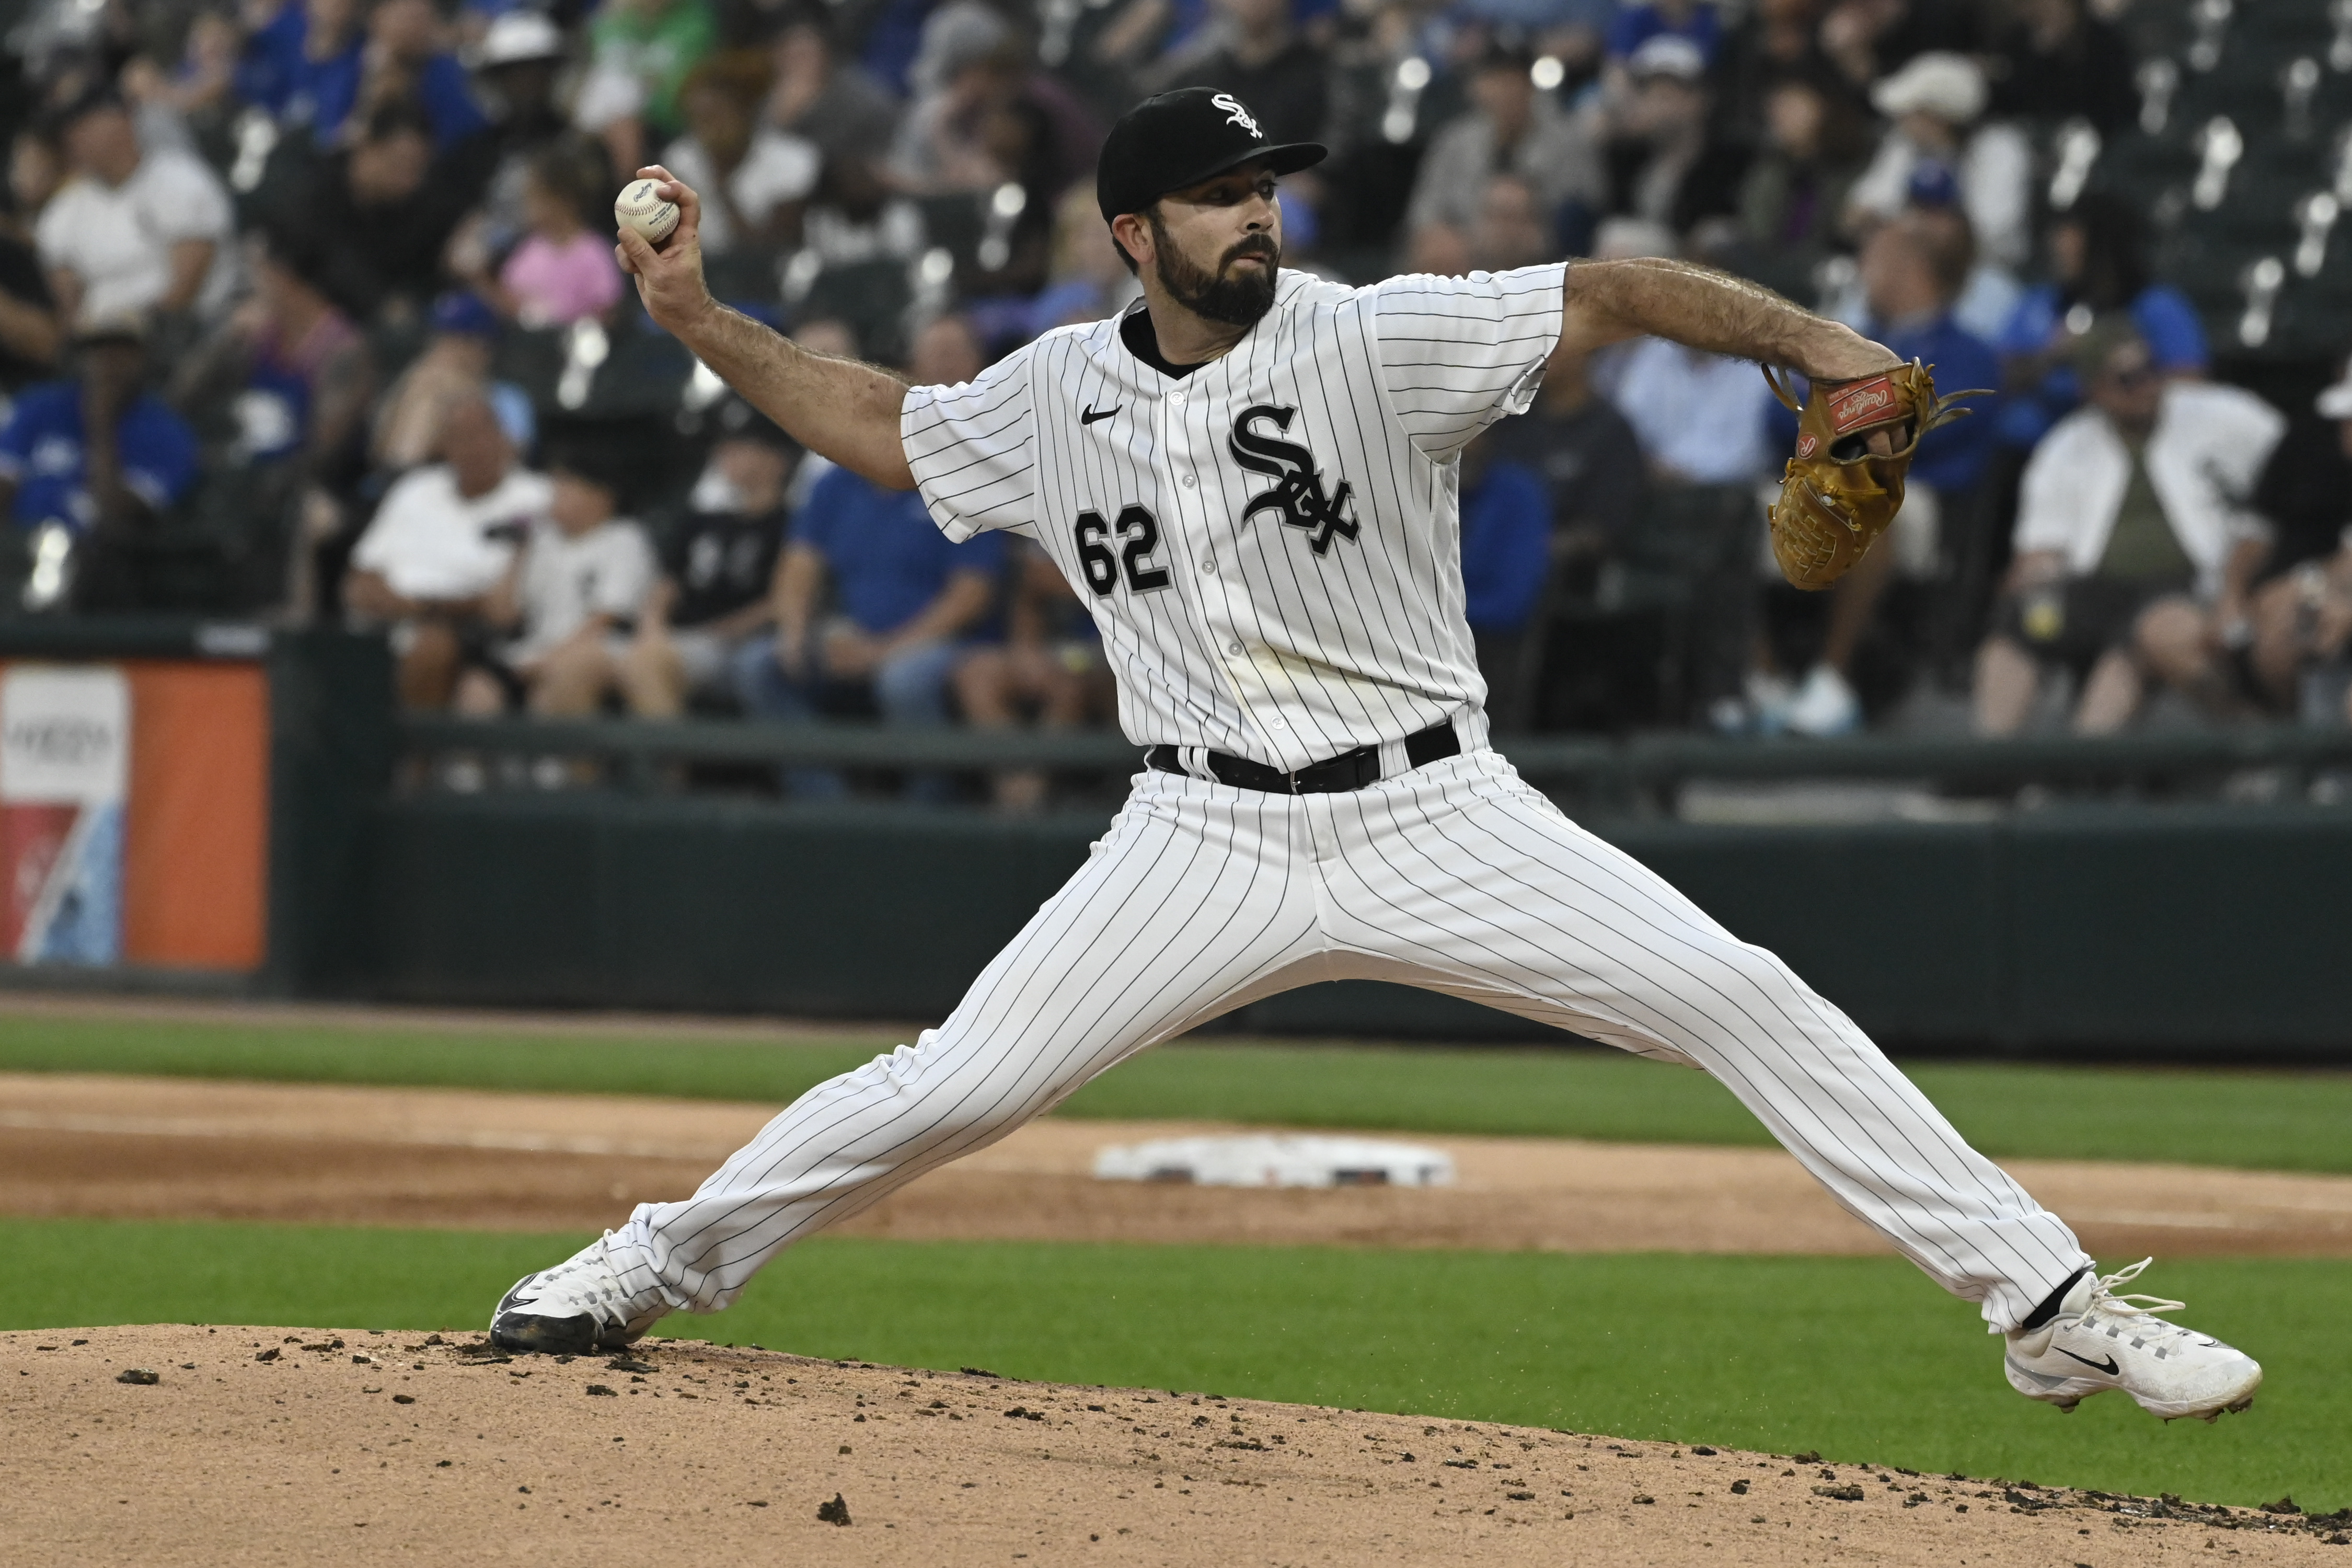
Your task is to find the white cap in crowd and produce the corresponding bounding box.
[1871,51,1988,124]
[472,10,564,70]
[1626,34,1707,83]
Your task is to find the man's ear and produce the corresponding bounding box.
[1110,211,1152,272]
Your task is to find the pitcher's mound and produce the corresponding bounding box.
[3,1325,2339,1565]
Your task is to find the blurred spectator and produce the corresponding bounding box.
[1818,0,1984,96]
[1607,0,1721,67]
[1992,194,2207,452]
[459,451,658,717]
[764,8,899,167]
[1898,170,2018,344]
[446,11,580,243]
[353,0,492,152]
[265,102,469,321]
[0,148,63,396]
[1973,320,2282,737]
[470,144,625,326]
[0,318,200,610]
[663,51,817,257]
[1599,36,1745,232]
[1406,41,1601,247]
[347,391,551,709]
[278,0,370,143]
[1485,344,1646,570]
[121,10,246,169]
[575,0,720,178]
[37,87,236,332]
[954,539,1113,811]
[1735,72,1869,303]
[620,399,790,715]
[1711,0,1846,147]
[1987,0,2134,135]
[1607,334,1775,487]
[1467,175,1554,272]
[1169,0,1330,149]
[174,224,373,482]
[10,129,65,226]
[736,317,1004,795]
[1844,52,2031,270]
[1760,208,2000,736]
[1457,440,1554,731]
[372,290,532,473]
[2246,369,2352,720]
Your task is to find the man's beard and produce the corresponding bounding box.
[1148,214,1279,328]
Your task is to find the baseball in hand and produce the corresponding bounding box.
[614,179,679,246]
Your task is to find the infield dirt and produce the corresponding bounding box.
[2,1073,2348,1256]
[4,1324,2343,1567]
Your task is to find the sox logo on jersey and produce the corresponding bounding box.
[1229,405,1359,555]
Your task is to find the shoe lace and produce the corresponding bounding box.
[2079,1258,2192,1338]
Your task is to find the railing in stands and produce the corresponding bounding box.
[394,717,2352,815]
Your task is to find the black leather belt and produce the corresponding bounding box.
[1146,720,1461,794]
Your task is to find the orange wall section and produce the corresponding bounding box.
[119,662,270,970]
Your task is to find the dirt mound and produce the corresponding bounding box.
[3,1325,2343,1566]
[4,1074,2351,1257]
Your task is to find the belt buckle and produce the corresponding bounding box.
[1284,767,1305,795]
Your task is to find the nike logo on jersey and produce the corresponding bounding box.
[1228,404,1359,555]
[1081,403,1121,425]
[2057,1348,2121,1375]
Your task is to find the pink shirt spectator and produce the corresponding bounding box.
[499,231,622,326]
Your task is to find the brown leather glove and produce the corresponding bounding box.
[1763,360,1985,590]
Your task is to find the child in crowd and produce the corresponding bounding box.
[458,450,654,717]
[475,147,622,327]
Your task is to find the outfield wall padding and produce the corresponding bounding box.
[358,794,2352,1057]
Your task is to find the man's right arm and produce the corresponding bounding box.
[617,167,915,491]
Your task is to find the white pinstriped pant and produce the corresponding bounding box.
[611,746,2089,1331]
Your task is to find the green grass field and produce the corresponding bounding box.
[1,1216,2337,1513]
[1,1010,2348,1172]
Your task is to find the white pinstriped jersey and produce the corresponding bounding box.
[901,262,1567,774]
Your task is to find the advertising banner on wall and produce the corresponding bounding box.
[0,665,130,964]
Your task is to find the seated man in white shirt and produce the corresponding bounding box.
[1973,318,2285,735]
[347,395,552,709]
[36,87,236,336]
[457,451,656,718]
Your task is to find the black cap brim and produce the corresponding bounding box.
[1101,141,1326,221]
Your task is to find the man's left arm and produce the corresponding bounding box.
[1557,258,1898,385]
[160,239,216,314]
[2217,534,2269,650]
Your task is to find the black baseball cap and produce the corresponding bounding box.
[1095,87,1325,222]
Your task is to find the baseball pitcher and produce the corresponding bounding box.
[490,88,2260,1425]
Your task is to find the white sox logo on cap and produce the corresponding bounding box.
[1212,92,1263,136]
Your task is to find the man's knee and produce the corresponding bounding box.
[876,642,953,719]
[2133,598,2207,669]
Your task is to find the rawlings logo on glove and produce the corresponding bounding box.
[1764,360,1986,591]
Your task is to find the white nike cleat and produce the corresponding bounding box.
[2003,1258,2261,1422]
[489,1231,671,1355]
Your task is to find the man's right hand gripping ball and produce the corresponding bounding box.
[614,165,712,336]
[1764,360,1985,591]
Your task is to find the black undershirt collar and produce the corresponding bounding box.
[1119,306,1207,381]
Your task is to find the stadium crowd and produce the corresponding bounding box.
[2,0,2349,799]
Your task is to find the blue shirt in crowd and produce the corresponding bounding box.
[244,10,486,148]
[1765,310,2003,497]
[792,466,1005,636]
[0,383,200,530]
[1459,458,1552,635]
[1991,282,2208,449]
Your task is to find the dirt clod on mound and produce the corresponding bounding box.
[1,1324,2341,1567]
